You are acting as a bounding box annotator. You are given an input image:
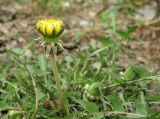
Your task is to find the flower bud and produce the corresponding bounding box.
[123,66,138,80]
[88,82,100,97]
[36,19,64,39]
[83,83,101,101]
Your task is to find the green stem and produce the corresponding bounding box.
[105,75,160,88]
[51,46,69,115]
[26,65,38,119]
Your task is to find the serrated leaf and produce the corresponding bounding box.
[78,100,99,113]
[132,66,151,78]
[109,96,124,112]
[37,54,47,71]
[135,92,147,116]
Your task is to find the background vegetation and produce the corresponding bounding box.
[0,0,160,118]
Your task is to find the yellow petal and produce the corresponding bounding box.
[46,24,53,36]
[55,23,62,35]
[39,22,46,36]
[48,19,55,23]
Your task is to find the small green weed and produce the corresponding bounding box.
[0,0,160,119]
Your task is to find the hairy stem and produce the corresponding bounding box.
[51,46,69,115]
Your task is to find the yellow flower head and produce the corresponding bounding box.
[36,19,64,38]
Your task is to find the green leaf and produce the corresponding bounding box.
[0,101,12,111]
[127,25,137,33]
[37,54,47,71]
[37,91,46,101]
[88,82,101,96]
[109,96,124,112]
[124,65,151,80]
[8,110,22,119]
[132,66,151,78]
[62,113,75,119]
[110,72,124,83]
[117,25,137,40]
[64,55,74,63]
[78,100,99,113]
[118,30,130,39]
[149,110,160,119]
[148,95,160,103]
[0,65,9,79]
[123,66,138,80]
[14,70,28,81]
[89,114,103,119]
[99,38,114,46]
[92,62,101,70]
[26,64,47,76]
[135,92,147,116]
[100,11,111,23]
[7,48,24,56]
